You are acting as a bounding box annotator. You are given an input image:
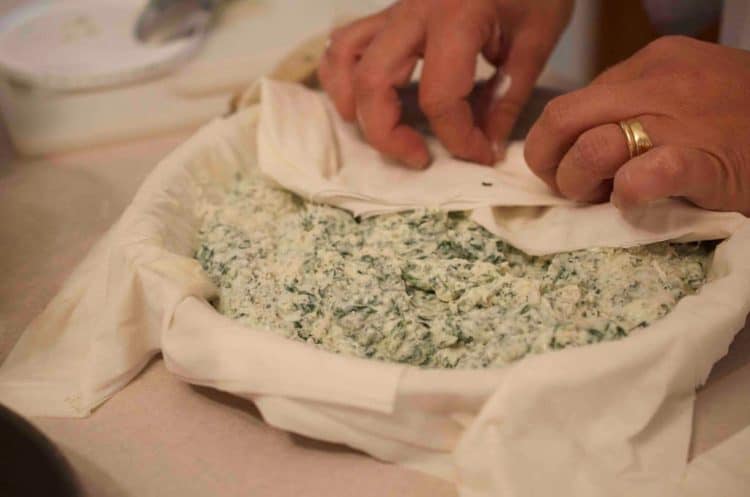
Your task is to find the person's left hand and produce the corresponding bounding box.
[524,36,750,215]
[318,0,573,169]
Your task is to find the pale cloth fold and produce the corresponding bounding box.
[256,78,746,254]
[1,81,750,497]
[257,78,570,217]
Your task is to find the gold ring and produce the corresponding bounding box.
[618,119,653,159]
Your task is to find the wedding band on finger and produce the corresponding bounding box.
[618,119,653,159]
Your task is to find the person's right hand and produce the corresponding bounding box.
[318,0,573,169]
[524,36,750,215]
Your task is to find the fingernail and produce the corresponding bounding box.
[403,148,431,169]
[406,156,430,169]
[492,71,512,101]
[492,141,506,162]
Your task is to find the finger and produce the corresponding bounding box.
[419,13,494,165]
[555,123,630,202]
[524,78,666,188]
[482,30,553,159]
[318,11,390,120]
[354,14,429,168]
[611,146,729,210]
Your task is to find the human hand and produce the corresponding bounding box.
[318,0,573,168]
[525,36,750,215]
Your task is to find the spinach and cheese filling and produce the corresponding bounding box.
[195,171,712,369]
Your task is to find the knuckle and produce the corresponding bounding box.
[492,99,524,121]
[418,89,450,118]
[389,0,431,22]
[326,43,346,64]
[642,60,680,79]
[328,26,346,44]
[592,65,619,84]
[645,36,674,53]
[672,67,705,97]
[663,34,694,47]
[638,40,660,59]
[539,97,572,133]
[353,65,388,95]
[570,129,609,171]
[326,32,350,64]
[642,35,691,58]
[400,0,430,16]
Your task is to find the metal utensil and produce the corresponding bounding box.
[134,0,221,45]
